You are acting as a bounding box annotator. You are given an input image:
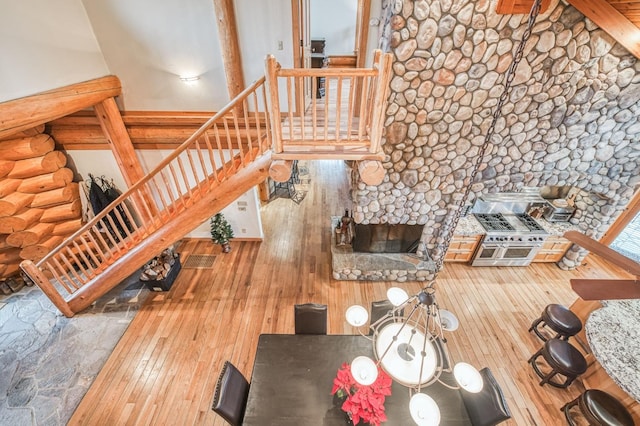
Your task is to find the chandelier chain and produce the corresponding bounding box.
[431,0,543,278]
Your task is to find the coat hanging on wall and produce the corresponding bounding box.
[87,174,133,239]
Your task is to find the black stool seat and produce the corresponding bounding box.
[562,389,635,426]
[529,304,582,342]
[529,338,587,388]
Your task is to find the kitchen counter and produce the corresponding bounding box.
[585,300,640,403]
[454,215,485,235]
[536,218,581,236]
[452,215,580,237]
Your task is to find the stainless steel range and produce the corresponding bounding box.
[472,213,549,266]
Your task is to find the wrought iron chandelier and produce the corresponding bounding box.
[345,284,482,424]
[344,0,543,423]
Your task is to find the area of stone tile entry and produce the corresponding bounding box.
[0,276,150,425]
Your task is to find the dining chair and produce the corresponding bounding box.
[460,367,512,426]
[211,360,250,426]
[294,303,327,335]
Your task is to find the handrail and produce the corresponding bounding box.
[264,50,392,159]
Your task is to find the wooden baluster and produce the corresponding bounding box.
[231,109,245,167]
[241,98,254,157]
[202,133,220,183]
[21,260,74,317]
[297,76,306,142]
[193,138,210,188]
[61,244,86,276]
[175,156,193,204]
[347,76,356,142]
[212,124,228,178]
[312,77,318,141]
[358,75,369,140]
[260,84,272,153]
[44,260,74,293]
[324,76,330,141]
[286,77,294,148]
[335,76,343,142]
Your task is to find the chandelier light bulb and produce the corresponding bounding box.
[386,287,409,307]
[439,310,459,331]
[351,356,378,386]
[409,393,440,425]
[453,362,484,393]
[345,305,369,327]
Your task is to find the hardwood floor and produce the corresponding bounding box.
[70,160,631,425]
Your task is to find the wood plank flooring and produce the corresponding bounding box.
[70,160,632,425]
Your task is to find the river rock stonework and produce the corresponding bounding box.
[351,0,640,273]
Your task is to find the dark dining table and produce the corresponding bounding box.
[242,334,472,425]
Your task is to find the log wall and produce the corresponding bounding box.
[0,131,83,279]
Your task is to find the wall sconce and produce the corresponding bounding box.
[179,75,200,85]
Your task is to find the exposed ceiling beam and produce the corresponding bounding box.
[566,0,640,59]
[0,76,121,140]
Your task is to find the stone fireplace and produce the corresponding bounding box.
[346,0,640,278]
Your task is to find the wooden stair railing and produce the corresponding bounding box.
[20,52,394,316]
[20,77,273,317]
[265,50,392,161]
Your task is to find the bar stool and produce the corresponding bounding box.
[561,389,635,426]
[528,338,587,388]
[529,304,582,342]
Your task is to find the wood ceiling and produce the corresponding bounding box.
[496,0,640,59]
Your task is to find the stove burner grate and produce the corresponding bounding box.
[474,213,514,232]
[515,213,545,232]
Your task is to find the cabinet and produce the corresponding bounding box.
[444,235,482,262]
[532,236,572,263]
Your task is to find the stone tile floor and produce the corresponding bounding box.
[0,274,150,425]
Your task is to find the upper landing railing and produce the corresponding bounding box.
[266,50,392,161]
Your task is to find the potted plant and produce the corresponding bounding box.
[210,213,235,253]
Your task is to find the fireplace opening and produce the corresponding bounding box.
[353,224,423,253]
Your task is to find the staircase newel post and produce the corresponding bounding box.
[265,55,283,154]
[368,51,392,155]
[20,260,75,318]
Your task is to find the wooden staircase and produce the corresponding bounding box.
[20,51,392,317]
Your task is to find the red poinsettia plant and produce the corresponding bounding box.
[331,362,392,426]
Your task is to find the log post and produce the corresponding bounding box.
[93,98,157,222]
[0,75,121,140]
[213,0,246,113]
[268,159,293,182]
[357,160,385,185]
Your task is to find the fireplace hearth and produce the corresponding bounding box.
[331,218,435,281]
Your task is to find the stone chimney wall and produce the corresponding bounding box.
[353,0,640,269]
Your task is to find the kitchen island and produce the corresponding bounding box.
[572,299,640,422]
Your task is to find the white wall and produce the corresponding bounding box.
[0,0,109,102]
[81,0,229,111]
[310,0,357,56]
[65,150,264,239]
[235,0,294,84]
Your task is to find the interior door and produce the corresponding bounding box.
[292,0,312,114]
